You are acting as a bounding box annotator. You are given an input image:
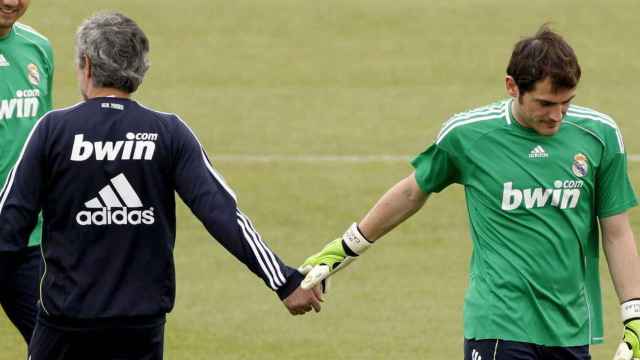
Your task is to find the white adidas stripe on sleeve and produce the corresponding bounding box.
[236,217,278,289]
[237,210,286,284]
[236,211,285,287]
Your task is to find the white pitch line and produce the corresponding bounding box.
[213,155,411,163]
[213,154,640,163]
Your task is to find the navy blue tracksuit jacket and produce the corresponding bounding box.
[0,97,302,323]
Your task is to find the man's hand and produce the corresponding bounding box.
[282,285,323,315]
[614,300,640,360]
[299,223,372,292]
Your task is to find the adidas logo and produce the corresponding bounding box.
[0,54,9,67]
[528,145,549,158]
[75,173,155,226]
[472,349,482,360]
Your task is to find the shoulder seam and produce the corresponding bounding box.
[444,102,505,123]
[15,23,49,42]
[567,106,616,128]
[436,103,508,144]
[563,121,605,145]
[566,106,624,153]
[136,102,238,200]
[442,106,503,129]
[50,101,85,115]
[136,102,178,118]
[14,31,52,66]
[570,105,614,120]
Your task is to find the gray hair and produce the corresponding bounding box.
[75,12,150,93]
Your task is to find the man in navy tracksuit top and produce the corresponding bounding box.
[0,11,322,359]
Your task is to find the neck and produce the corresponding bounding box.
[510,98,529,128]
[0,26,13,38]
[86,87,131,99]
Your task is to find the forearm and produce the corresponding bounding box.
[602,213,640,302]
[358,172,428,242]
[299,173,428,291]
[604,240,640,302]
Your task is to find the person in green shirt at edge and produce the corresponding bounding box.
[0,0,53,346]
[299,25,640,360]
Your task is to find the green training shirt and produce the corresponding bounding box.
[412,99,638,346]
[0,22,54,247]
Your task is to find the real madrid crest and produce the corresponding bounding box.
[572,153,588,177]
[27,63,40,86]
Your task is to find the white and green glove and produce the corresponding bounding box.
[613,300,640,360]
[298,223,372,292]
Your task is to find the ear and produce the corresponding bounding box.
[505,76,519,98]
[83,55,92,79]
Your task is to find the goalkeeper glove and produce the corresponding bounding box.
[614,299,640,360]
[298,223,372,292]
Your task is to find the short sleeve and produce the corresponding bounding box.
[596,129,638,218]
[596,152,637,218]
[411,143,461,194]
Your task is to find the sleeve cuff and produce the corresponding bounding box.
[275,269,304,300]
[598,199,638,219]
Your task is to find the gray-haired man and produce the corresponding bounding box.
[0,11,322,359]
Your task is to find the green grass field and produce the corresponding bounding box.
[2,0,640,358]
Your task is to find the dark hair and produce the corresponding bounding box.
[76,12,150,93]
[506,24,581,93]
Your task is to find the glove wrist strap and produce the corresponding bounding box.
[621,299,640,322]
[342,223,372,256]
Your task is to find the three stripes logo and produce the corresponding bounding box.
[75,173,155,226]
[528,145,549,159]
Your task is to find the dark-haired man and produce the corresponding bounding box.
[299,25,640,360]
[0,0,54,346]
[0,11,321,359]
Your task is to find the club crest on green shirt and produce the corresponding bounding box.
[572,153,588,177]
[27,63,40,86]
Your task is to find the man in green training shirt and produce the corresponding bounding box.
[0,0,53,344]
[300,25,640,360]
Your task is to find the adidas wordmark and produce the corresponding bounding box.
[76,173,155,226]
[529,145,549,158]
